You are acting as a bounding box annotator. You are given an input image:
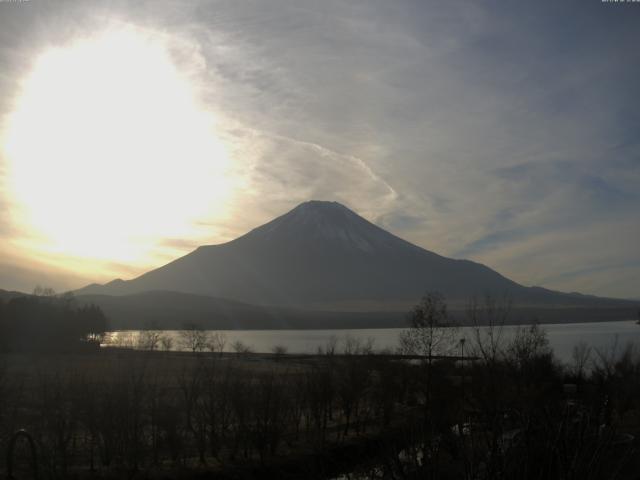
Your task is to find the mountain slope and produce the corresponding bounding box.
[77,201,631,310]
[3,288,634,330]
[75,290,406,330]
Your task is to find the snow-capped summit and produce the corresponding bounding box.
[239,200,415,254]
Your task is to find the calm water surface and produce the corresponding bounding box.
[106,320,640,364]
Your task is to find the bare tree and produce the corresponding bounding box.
[571,341,592,380]
[207,331,227,355]
[505,322,551,368]
[111,332,136,349]
[399,292,457,362]
[176,363,208,464]
[271,345,288,359]
[316,335,338,356]
[179,324,210,353]
[231,340,253,355]
[159,334,174,352]
[138,330,162,351]
[398,291,458,435]
[467,293,512,364]
[343,335,375,356]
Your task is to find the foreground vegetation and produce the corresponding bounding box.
[0,288,107,353]
[0,292,639,479]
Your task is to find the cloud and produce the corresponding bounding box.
[472,217,640,299]
[0,257,92,294]
[0,0,638,298]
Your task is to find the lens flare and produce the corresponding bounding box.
[3,27,231,268]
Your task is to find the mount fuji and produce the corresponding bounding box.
[77,201,627,313]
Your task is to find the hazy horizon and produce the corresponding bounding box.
[0,1,638,299]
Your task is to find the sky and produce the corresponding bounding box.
[0,0,638,299]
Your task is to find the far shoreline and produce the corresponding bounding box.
[109,317,638,332]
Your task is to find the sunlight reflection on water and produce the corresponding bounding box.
[104,320,640,364]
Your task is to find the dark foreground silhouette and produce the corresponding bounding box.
[0,289,107,353]
[0,292,639,479]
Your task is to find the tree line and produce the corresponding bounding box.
[0,288,108,353]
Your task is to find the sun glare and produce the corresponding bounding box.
[3,27,230,268]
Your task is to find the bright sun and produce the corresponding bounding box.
[3,27,230,269]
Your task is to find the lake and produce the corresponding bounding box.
[106,320,640,364]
